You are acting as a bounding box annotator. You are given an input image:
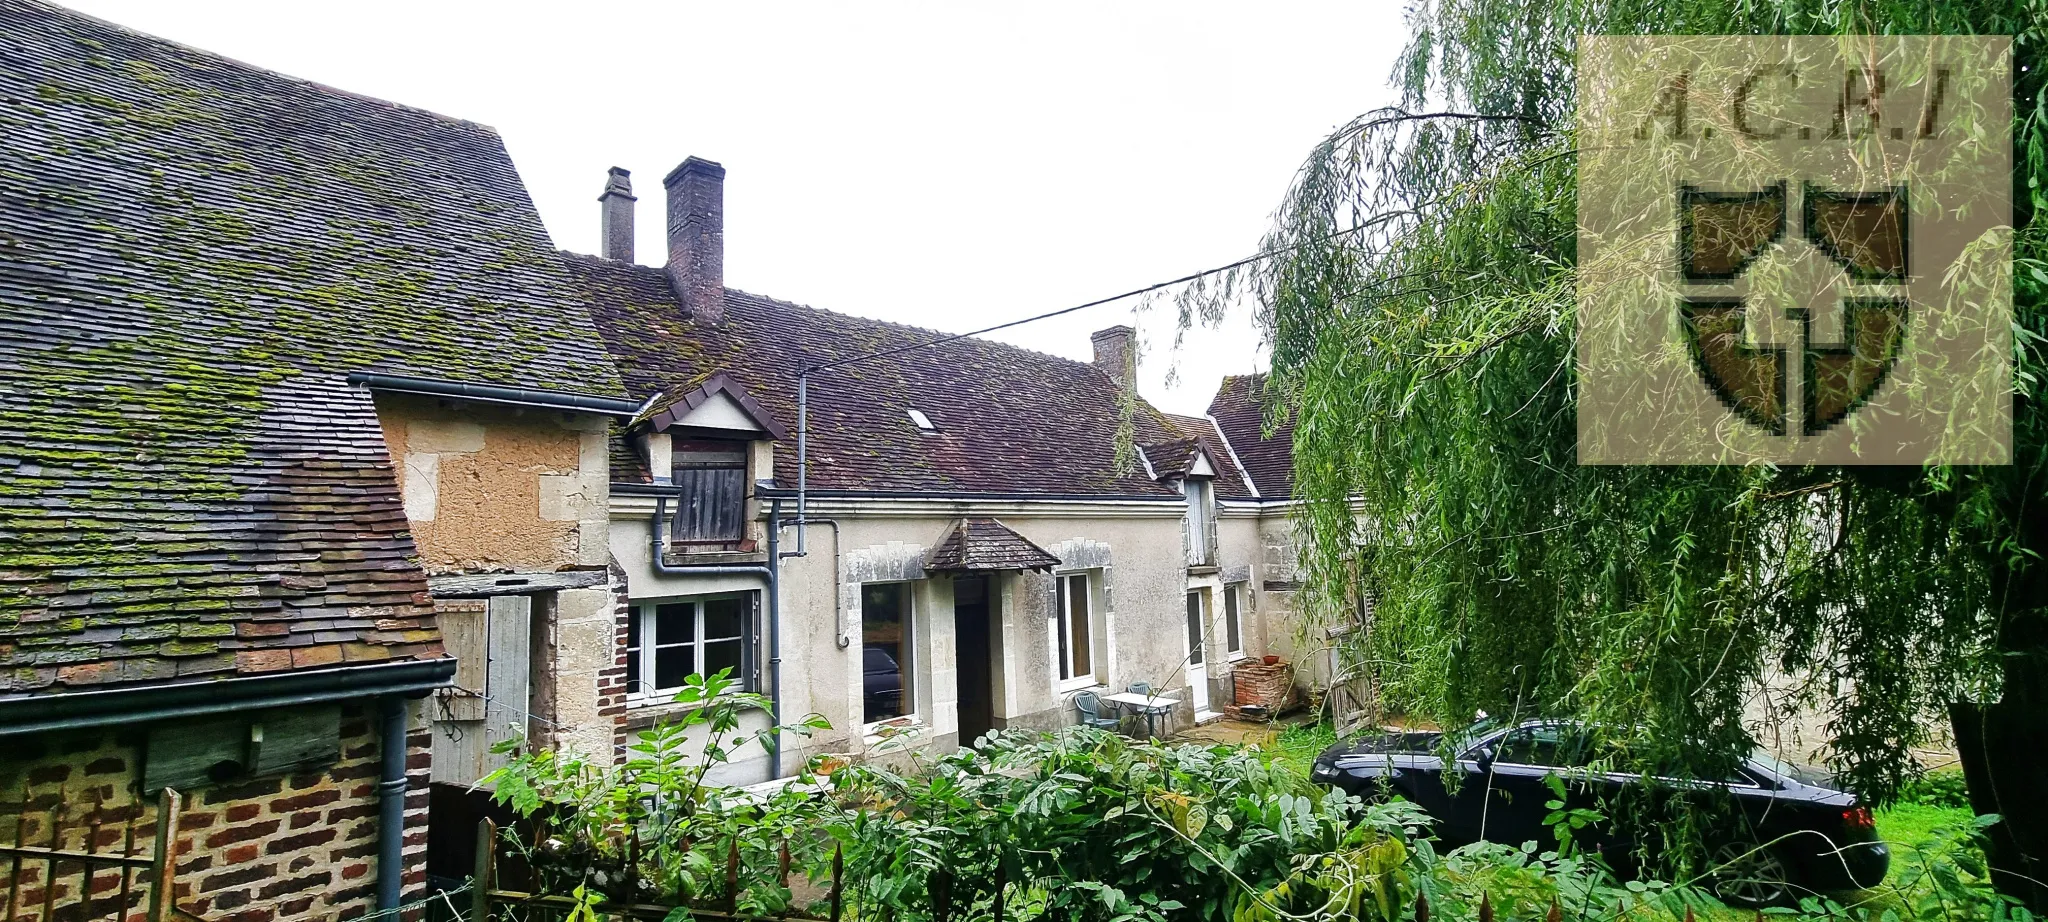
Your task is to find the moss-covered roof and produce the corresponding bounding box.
[565,253,1198,497]
[0,0,624,697]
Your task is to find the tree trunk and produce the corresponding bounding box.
[1955,499,2048,912]
[1950,696,2048,912]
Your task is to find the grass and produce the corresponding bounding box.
[1266,719,1337,779]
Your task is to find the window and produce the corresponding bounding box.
[862,583,913,723]
[670,438,748,547]
[625,595,750,699]
[1184,478,1215,566]
[906,408,936,432]
[1493,725,1609,769]
[1223,582,1245,656]
[1184,590,1206,666]
[1054,573,1094,686]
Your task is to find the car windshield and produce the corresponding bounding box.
[1443,715,1511,754]
[1750,749,1834,787]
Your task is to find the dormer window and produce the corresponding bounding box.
[906,409,936,432]
[670,438,747,547]
[1185,475,1217,567]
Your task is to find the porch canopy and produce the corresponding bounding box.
[925,518,1061,572]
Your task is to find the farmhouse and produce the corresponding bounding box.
[0,1,626,918]
[565,160,1310,783]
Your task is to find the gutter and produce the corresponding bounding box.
[747,484,1184,503]
[346,371,643,417]
[647,495,775,580]
[0,658,455,737]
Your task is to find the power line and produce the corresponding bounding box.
[797,217,1387,377]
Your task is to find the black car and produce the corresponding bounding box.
[1310,717,1888,906]
[862,646,905,720]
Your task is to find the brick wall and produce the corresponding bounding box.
[0,701,429,922]
[603,560,632,764]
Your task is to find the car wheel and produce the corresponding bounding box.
[1709,840,1794,909]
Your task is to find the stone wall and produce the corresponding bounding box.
[0,701,428,922]
[372,394,610,574]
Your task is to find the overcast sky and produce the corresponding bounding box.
[64,2,1406,414]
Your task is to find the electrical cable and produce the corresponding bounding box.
[798,216,1393,376]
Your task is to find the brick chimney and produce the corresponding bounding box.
[663,157,725,325]
[598,166,635,262]
[1091,325,1134,386]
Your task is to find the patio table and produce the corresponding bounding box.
[1102,691,1180,738]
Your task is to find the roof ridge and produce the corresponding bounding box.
[556,249,1123,378]
[21,0,502,135]
[719,286,1105,374]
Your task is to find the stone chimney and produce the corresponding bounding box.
[663,157,725,326]
[1091,325,1134,386]
[598,166,635,262]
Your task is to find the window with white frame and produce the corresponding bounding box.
[1184,478,1216,566]
[625,594,751,699]
[1054,572,1094,686]
[1224,582,1246,657]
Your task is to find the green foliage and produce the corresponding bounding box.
[1898,768,1973,811]
[491,716,2037,922]
[480,669,835,915]
[1174,0,2047,823]
[833,726,1411,922]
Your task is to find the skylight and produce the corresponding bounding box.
[906,409,936,432]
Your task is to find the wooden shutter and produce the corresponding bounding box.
[674,467,745,541]
[482,595,532,775]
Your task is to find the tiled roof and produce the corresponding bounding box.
[925,519,1061,572]
[567,254,1193,497]
[0,0,623,697]
[1206,374,1296,499]
[640,372,788,439]
[1161,413,1254,498]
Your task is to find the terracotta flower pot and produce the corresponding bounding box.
[1263,655,1281,666]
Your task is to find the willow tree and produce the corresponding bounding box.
[1184,0,2044,904]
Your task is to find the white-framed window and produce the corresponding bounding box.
[625,593,751,700]
[1054,572,1095,688]
[1184,478,1216,566]
[862,582,914,724]
[1224,581,1246,657]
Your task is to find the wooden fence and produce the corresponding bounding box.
[468,818,1759,922]
[1,788,194,922]
[469,819,849,922]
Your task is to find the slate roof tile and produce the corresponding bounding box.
[925,518,1062,572]
[0,0,623,697]
[568,254,1197,497]
[1205,373,1296,499]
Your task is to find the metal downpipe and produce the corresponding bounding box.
[766,498,783,778]
[796,375,809,556]
[375,695,408,912]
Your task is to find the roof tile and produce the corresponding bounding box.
[0,0,621,696]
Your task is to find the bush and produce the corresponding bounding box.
[834,726,1410,922]
[1897,768,1972,810]
[481,690,2035,922]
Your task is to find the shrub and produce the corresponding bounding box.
[1898,768,1973,810]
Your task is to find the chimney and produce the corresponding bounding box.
[1091,325,1134,386]
[598,166,636,262]
[663,156,726,326]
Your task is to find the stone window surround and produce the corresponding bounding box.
[1052,569,1101,693]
